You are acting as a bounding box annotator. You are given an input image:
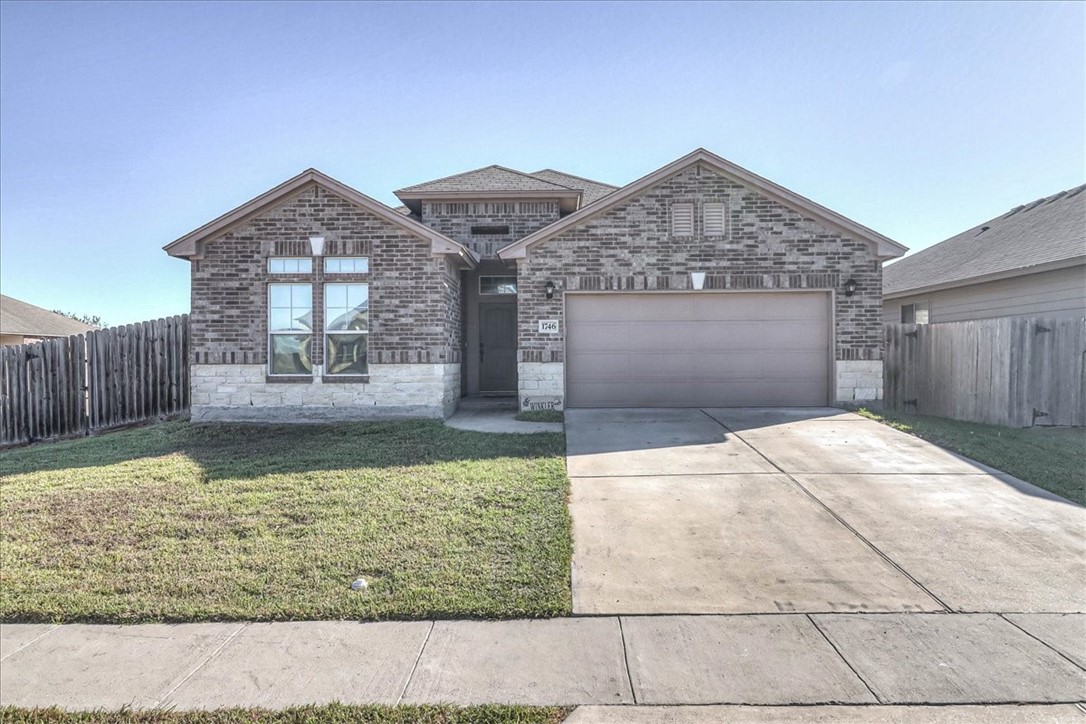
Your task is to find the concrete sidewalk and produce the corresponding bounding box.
[2,613,1084,711]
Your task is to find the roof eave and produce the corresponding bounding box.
[163,169,478,266]
[884,255,1086,300]
[499,148,907,261]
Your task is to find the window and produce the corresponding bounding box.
[268,257,313,274]
[671,203,694,236]
[268,284,313,375]
[325,283,369,375]
[325,257,369,274]
[900,302,930,324]
[471,225,511,235]
[703,202,726,236]
[480,276,517,295]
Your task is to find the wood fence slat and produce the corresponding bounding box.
[884,315,1086,428]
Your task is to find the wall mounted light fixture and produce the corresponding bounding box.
[544,280,556,299]
[843,278,858,297]
[309,235,326,256]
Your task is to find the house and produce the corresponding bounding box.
[0,295,97,347]
[884,185,1086,324]
[164,148,907,421]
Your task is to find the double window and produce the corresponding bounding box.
[267,256,369,377]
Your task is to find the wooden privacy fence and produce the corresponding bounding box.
[884,316,1086,428]
[0,315,190,446]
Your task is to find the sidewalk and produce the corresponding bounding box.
[2,613,1084,711]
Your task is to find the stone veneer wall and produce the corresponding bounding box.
[191,364,460,421]
[421,201,560,258]
[834,360,883,403]
[515,164,885,407]
[188,185,464,421]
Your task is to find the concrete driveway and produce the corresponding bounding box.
[566,408,1086,615]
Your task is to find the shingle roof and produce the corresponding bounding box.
[0,295,99,338]
[396,165,577,195]
[529,169,618,205]
[883,184,1086,297]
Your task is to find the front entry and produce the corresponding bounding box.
[479,303,517,392]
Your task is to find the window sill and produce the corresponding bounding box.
[321,375,370,384]
[265,375,313,384]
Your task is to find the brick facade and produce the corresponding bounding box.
[421,201,560,258]
[190,185,462,367]
[514,164,885,405]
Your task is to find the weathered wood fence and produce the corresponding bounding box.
[0,315,189,446]
[884,316,1086,427]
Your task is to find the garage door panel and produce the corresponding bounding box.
[565,292,831,408]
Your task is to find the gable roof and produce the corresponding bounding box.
[884,184,1086,299]
[498,148,908,261]
[396,165,577,195]
[1,295,98,338]
[163,169,477,268]
[529,169,618,205]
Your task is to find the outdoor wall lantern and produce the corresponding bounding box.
[843,278,858,297]
[544,280,556,299]
[309,235,326,256]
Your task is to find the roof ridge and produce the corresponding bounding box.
[396,164,576,194]
[489,165,579,191]
[530,169,620,190]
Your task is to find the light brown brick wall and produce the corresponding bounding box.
[190,185,462,367]
[516,165,883,363]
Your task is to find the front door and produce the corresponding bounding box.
[480,303,517,392]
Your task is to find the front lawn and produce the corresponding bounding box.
[859,409,1086,506]
[0,420,571,623]
[0,705,570,724]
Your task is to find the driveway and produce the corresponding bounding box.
[566,408,1086,615]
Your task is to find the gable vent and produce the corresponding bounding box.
[703,202,726,236]
[672,203,695,236]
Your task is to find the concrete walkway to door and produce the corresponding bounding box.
[566,407,1085,615]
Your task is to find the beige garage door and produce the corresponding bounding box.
[565,292,831,408]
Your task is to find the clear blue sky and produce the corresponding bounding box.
[1,1,1082,325]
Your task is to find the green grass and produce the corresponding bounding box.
[858,409,1086,505]
[0,420,572,623]
[0,705,570,724]
[513,411,564,424]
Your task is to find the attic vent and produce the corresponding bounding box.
[472,225,511,236]
[1066,185,1086,199]
[976,225,991,236]
[703,202,726,236]
[671,203,694,236]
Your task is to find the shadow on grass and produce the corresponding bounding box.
[0,419,564,481]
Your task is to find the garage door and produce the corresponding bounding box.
[565,292,830,407]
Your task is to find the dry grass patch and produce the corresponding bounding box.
[0,420,571,623]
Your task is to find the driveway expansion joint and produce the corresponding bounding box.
[697,408,953,613]
[805,613,884,704]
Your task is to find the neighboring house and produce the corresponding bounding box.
[165,148,906,421]
[0,295,97,346]
[884,185,1086,324]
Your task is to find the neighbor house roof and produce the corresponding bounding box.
[529,169,618,205]
[498,148,908,261]
[163,169,477,268]
[883,184,1086,299]
[0,295,98,338]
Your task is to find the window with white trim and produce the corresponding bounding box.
[325,257,369,274]
[268,257,313,274]
[268,284,313,375]
[703,202,726,236]
[671,203,694,236]
[325,283,369,375]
